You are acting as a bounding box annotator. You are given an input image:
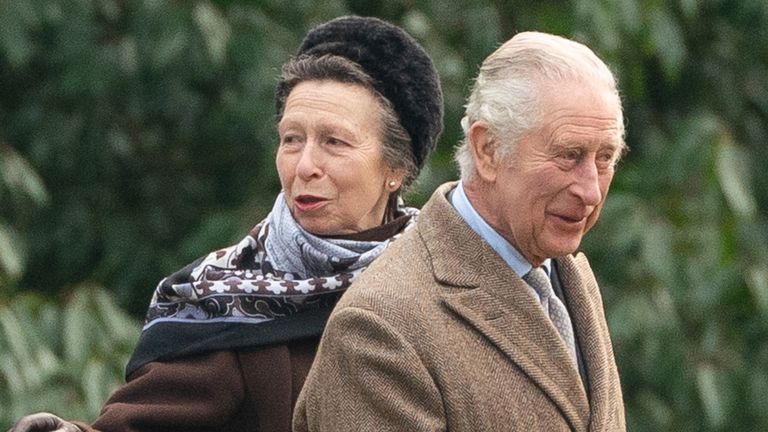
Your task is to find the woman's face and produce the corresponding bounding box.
[276,80,402,235]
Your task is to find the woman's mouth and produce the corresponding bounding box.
[294,195,329,212]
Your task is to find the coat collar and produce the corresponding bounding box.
[419,182,615,431]
[557,254,619,432]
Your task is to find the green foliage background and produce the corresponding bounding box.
[1,0,767,430]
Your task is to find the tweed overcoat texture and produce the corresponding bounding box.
[294,182,626,431]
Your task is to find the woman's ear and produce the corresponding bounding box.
[384,170,404,192]
[385,168,406,191]
[469,121,500,182]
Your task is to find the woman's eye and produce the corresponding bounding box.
[281,135,300,145]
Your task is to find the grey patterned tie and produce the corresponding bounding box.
[524,267,577,362]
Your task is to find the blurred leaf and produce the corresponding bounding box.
[92,287,141,344]
[63,289,91,369]
[649,6,686,80]
[194,2,231,65]
[616,0,642,35]
[0,350,25,396]
[747,267,768,316]
[0,286,140,426]
[82,359,108,414]
[0,145,49,206]
[630,390,673,430]
[696,364,726,429]
[0,225,23,280]
[640,220,675,286]
[678,0,701,20]
[716,135,757,218]
[0,2,40,68]
[0,307,34,376]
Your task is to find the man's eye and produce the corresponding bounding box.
[596,151,617,168]
[598,151,614,162]
[326,137,346,146]
[561,149,581,160]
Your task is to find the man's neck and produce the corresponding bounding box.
[452,180,549,275]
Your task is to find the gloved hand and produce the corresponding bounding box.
[8,413,81,432]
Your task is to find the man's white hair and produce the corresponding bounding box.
[454,31,625,181]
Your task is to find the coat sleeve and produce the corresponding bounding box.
[72,351,246,432]
[293,306,445,432]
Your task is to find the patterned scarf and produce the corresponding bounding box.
[126,193,417,375]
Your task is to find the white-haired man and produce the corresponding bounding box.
[294,31,627,431]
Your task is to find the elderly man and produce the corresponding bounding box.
[293,31,627,432]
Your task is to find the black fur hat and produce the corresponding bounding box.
[284,16,443,170]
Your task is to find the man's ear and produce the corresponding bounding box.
[469,121,499,183]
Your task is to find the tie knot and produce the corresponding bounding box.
[523,267,553,298]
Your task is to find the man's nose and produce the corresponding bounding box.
[571,158,603,206]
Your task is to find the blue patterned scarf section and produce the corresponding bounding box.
[143,193,418,328]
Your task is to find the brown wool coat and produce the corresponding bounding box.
[294,182,626,432]
[72,338,318,432]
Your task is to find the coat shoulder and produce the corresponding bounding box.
[335,223,436,314]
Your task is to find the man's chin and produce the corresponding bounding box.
[540,237,583,259]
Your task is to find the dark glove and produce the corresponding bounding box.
[8,413,82,432]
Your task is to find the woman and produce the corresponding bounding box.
[11,15,443,432]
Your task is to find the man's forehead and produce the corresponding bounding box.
[537,78,624,134]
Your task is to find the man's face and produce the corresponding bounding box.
[485,79,624,265]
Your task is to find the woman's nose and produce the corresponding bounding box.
[295,142,323,180]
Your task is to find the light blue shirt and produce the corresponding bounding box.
[448,182,551,279]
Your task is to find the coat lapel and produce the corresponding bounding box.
[556,254,618,432]
[419,183,590,430]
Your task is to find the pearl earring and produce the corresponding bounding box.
[388,180,397,188]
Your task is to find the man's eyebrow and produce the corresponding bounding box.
[550,137,616,148]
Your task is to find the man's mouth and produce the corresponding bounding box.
[549,210,590,228]
[556,214,584,223]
